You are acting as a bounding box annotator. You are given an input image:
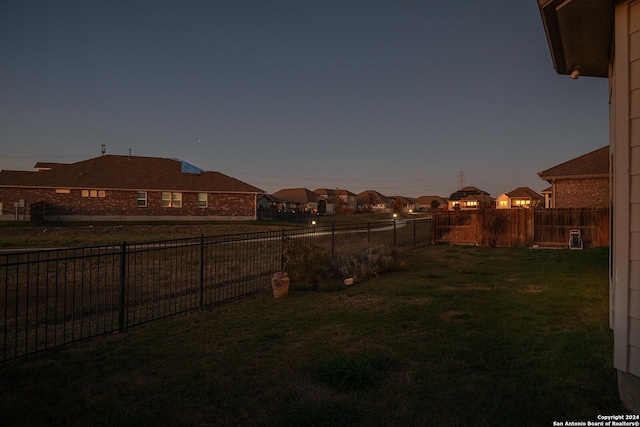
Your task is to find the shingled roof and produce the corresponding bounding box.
[538,146,609,180]
[271,188,327,204]
[0,155,264,193]
[506,187,542,199]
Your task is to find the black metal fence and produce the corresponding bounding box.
[0,218,431,362]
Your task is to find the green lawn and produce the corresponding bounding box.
[0,245,623,426]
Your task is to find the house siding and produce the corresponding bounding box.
[0,187,256,221]
[612,0,640,385]
[629,0,640,379]
[552,177,609,208]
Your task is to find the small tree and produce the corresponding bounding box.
[430,199,440,210]
[478,208,509,248]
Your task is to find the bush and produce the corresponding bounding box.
[330,244,403,283]
[285,241,331,289]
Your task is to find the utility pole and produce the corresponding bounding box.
[457,171,466,189]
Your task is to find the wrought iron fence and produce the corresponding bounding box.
[0,218,431,361]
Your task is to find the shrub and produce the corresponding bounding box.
[285,241,331,289]
[330,243,403,283]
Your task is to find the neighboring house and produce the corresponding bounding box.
[313,188,358,212]
[271,188,333,214]
[495,187,543,209]
[537,146,610,208]
[257,194,283,209]
[390,196,416,213]
[447,186,492,211]
[0,155,264,221]
[540,186,553,209]
[356,190,392,212]
[415,195,447,211]
[538,0,639,411]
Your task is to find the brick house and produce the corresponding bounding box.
[0,155,264,221]
[447,186,492,211]
[537,146,610,208]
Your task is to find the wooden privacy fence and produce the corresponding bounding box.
[432,208,609,248]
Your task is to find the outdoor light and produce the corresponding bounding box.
[570,68,580,79]
[312,220,316,226]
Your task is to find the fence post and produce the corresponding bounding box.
[331,223,335,256]
[199,234,204,309]
[413,217,417,249]
[281,228,285,272]
[393,216,397,247]
[118,241,127,333]
[367,222,370,244]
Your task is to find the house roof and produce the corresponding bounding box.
[537,146,609,181]
[448,186,490,201]
[313,188,356,197]
[506,187,543,199]
[416,195,446,206]
[0,155,265,193]
[271,188,328,204]
[356,190,391,205]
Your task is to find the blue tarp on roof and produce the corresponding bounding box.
[179,160,202,175]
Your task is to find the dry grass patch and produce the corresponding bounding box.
[440,310,476,322]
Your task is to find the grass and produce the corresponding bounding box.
[0,213,408,249]
[0,245,623,426]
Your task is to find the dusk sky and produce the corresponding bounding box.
[0,1,609,198]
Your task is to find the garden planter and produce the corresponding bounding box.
[271,272,290,298]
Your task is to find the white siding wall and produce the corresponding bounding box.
[629,0,640,376]
[613,0,640,377]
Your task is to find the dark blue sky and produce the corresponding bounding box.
[0,1,609,197]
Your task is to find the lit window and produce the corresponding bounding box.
[499,200,508,207]
[198,193,207,208]
[89,190,98,197]
[55,189,71,194]
[172,193,182,207]
[162,192,182,207]
[82,190,89,197]
[98,190,106,198]
[136,192,147,207]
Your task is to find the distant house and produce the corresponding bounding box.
[313,188,357,212]
[537,146,609,208]
[389,196,416,213]
[495,187,543,209]
[356,190,392,213]
[415,195,446,211]
[0,155,264,221]
[271,188,333,214]
[447,186,492,211]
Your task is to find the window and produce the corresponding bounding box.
[466,201,478,207]
[198,193,207,208]
[55,189,71,194]
[499,200,508,207]
[81,189,106,198]
[162,192,182,207]
[136,192,147,207]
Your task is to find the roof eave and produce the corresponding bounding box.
[538,0,613,78]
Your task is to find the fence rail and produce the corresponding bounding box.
[0,218,431,361]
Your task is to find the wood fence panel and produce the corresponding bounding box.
[432,208,608,248]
